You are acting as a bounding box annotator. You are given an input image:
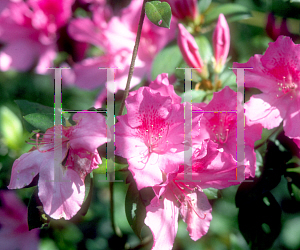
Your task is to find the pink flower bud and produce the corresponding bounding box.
[164,0,198,21]
[213,13,230,73]
[177,23,203,74]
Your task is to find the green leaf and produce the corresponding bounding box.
[204,4,252,24]
[194,35,213,62]
[24,113,54,132]
[180,89,206,103]
[203,188,219,199]
[125,177,155,239]
[145,1,172,28]
[198,0,212,14]
[15,100,54,117]
[95,158,128,174]
[290,183,300,202]
[0,106,23,149]
[15,100,54,132]
[28,187,50,230]
[151,40,183,80]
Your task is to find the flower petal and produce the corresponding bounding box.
[145,196,179,250]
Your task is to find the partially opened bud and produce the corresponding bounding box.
[213,14,230,73]
[164,0,198,22]
[177,23,203,74]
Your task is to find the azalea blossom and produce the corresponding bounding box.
[233,36,300,145]
[0,190,39,250]
[67,0,176,97]
[114,74,201,190]
[145,140,238,250]
[193,86,262,178]
[8,113,110,219]
[0,0,74,73]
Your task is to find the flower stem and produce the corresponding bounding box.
[117,0,148,116]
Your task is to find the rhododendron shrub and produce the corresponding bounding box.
[8,113,110,219]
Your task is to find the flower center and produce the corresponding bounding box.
[276,76,298,99]
[139,121,170,154]
[208,112,236,144]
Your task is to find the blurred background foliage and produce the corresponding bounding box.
[1,0,300,249]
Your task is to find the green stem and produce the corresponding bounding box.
[110,0,148,238]
[117,0,148,116]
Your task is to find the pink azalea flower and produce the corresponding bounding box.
[145,140,238,249]
[213,13,230,73]
[67,0,176,95]
[0,190,39,250]
[233,36,300,144]
[0,0,74,73]
[114,86,186,190]
[193,86,262,178]
[177,23,203,75]
[8,113,110,219]
[163,0,198,22]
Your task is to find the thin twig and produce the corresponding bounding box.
[117,0,148,116]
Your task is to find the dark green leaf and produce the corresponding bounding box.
[24,113,54,132]
[125,176,154,239]
[204,4,251,24]
[151,40,183,80]
[15,100,54,132]
[28,187,50,230]
[238,192,281,249]
[198,0,212,14]
[145,1,172,28]
[15,100,54,117]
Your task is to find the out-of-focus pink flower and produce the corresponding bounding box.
[213,13,230,73]
[145,139,238,249]
[8,113,110,219]
[164,0,198,22]
[233,36,300,145]
[0,190,39,250]
[0,0,74,73]
[266,13,297,42]
[67,0,176,96]
[177,23,203,74]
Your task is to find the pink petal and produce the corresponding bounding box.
[38,161,85,220]
[70,112,110,152]
[145,196,179,250]
[8,149,43,189]
[180,191,212,241]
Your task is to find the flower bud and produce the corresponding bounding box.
[266,13,279,41]
[213,14,230,73]
[177,23,203,74]
[164,0,198,22]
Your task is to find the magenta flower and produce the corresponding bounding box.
[193,86,262,178]
[213,13,230,73]
[233,36,300,143]
[8,113,110,219]
[115,87,186,190]
[0,0,74,73]
[164,0,198,22]
[0,190,39,250]
[67,0,176,95]
[177,23,203,74]
[145,140,238,249]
